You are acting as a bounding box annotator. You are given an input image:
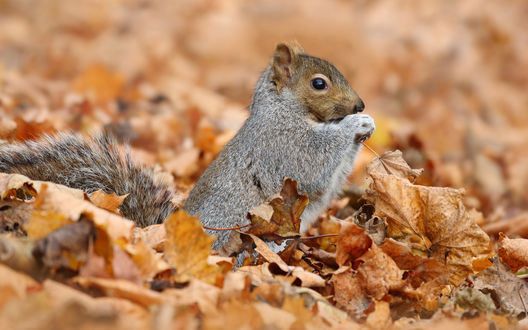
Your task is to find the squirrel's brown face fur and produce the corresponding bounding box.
[271,42,364,123]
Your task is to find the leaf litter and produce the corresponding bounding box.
[1,1,528,328]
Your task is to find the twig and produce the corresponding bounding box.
[518,287,527,316]
[362,143,380,158]
[201,223,250,231]
[299,233,339,240]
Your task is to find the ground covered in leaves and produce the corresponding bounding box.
[1,0,528,329]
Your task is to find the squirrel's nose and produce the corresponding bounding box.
[354,99,365,113]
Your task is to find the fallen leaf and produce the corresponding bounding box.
[248,234,325,287]
[163,210,219,284]
[0,279,149,330]
[249,233,289,271]
[497,233,528,273]
[330,270,372,318]
[357,244,406,300]
[247,178,308,239]
[365,301,392,329]
[381,238,449,287]
[335,221,372,267]
[74,276,172,307]
[367,150,424,181]
[202,299,264,330]
[88,190,128,214]
[132,223,166,252]
[0,263,39,307]
[32,215,96,271]
[0,235,44,280]
[254,302,296,330]
[367,172,490,285]
[162,278,221,315]
[464,257,528,319]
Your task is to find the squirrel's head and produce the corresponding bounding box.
[271,42,365,122]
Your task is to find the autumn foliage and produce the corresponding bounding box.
[1,1,528,329]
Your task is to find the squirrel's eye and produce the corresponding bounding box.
[311,78,327,90]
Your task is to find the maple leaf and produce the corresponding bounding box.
[246,178,308,239]
[163,209,220,284]
[366,150,424,181]
[367,171,490,285]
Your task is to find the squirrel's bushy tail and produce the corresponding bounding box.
[0,133,175,226]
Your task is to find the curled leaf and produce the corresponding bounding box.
[247,178,308,239]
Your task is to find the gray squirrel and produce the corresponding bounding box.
[0,42,375,251]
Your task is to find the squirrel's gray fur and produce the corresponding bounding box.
[0,43,374,253]
[0,133,175,226]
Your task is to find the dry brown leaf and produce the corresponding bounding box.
[0,263,39,307]
[330,270,372,318]
[357,244,407,300]
[25,210,73,239]
[163,210,220,284]
[88,190,128,214]
[162,279,221,315]
[78,242,111,278]
[0,173,84,201]
[497,233,528,273]
[202,299,265,330]
[32,216,96,271]
[249,233,289,271]
[124,239,170,279]
[365,301,392,329]
[0,235,44,280]
[469,257,528,319]
[132,223,166,252]
[247,178,308,239]
[248,234,325,287]
[74,276,172,307]
[253,302,296,330]
[0,279,149,330]
[13,116,57,142]
[367,150,424,181]
[335,221,372,267]
[281,296,315,328]
[367,171,490,285]
[111,246,142,284]
[30,178,135,242]
[236,263,276,286]
[381,238,449,287]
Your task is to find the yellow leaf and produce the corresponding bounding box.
[164,210,219,284]
[88,190,128,214]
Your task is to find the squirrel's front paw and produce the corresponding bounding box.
[342,114,375,143]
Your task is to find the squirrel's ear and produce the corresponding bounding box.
[271,42,303,92]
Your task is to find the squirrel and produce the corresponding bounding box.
[0,42,375,252]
